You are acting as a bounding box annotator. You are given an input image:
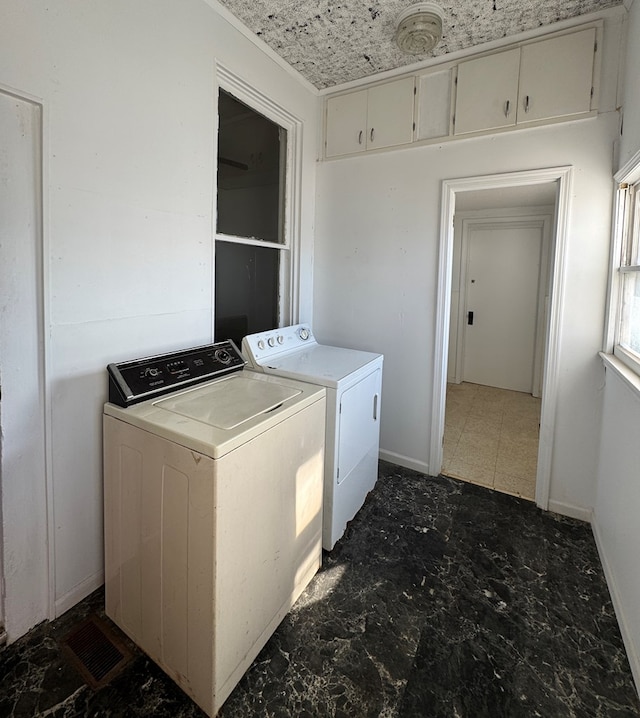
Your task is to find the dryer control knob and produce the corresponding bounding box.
[268,337,276,347]
[277,335,284,344]
[257,340,265,350]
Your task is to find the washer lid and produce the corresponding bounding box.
[155,374,300,430]
[259,344,382,388]
[104,372,324,459]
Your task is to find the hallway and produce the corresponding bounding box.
[443,382,541,500]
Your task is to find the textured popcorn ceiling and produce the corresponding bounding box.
[217,0,621,89]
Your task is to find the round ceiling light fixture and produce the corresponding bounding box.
[394,2,444,55]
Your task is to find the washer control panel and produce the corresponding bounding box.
[242,324,317,365]
[107,340,246,407]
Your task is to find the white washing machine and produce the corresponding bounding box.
[242,325,383,550]
[103,340,325,717]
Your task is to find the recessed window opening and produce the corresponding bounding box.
[215,87,290,347]
[610,175,640,376]
[217,90,286,243]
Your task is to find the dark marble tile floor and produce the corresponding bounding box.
[1,462,639,717]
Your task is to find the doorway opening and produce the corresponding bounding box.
[430,168,573,510]
[443,194,554,499]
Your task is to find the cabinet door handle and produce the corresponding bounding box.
[370,128,375,143]
[373,393,379,421]
[358,130,363,145]
[524,95,530,113]
[504,99,510,117]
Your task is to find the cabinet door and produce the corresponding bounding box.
[416,68,452,141]
[325,90,367,158]
[518,28,596,124]
[454,48,520,135]
[367,77,415,150]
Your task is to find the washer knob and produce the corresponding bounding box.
[299,328,310,341]
[257,340,265,350]
[268,337,276,347]
[277,335,284,344]
[214,348,232,364]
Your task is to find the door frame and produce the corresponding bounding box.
[0,84,54,636]
[453,212,553,397]
[430,167,573,510]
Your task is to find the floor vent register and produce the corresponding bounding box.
[60,615,132,690]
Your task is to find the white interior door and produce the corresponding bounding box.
[462,223,543,392]
[0,90,47,640]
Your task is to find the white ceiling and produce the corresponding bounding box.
[216,0,621,89]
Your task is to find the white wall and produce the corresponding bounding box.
[314,11,624,512]
[0,0,318,637]
[594,366,640,688]
[592,0,640,690]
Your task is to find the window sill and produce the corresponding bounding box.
[599,352,640,400]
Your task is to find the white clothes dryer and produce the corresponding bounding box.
[103,341,325,716]
[242,325,383,550]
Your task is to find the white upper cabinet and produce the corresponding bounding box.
[367,77,415,150]
[454,49,520,135]
[416,68,453,141]
[324,23,600,156]
[325,89,368,157]
[517,28,596,124]
[325,77,415,158]
[454,27,597,136]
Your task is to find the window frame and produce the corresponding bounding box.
[214,65,303,337]
[605,149,640,377]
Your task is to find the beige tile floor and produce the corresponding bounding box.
[442,382,541,501]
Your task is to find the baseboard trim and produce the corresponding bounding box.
[54,571,104,618]
[546,499,592,523]
[591,515,640,697]
[379,450,431,476]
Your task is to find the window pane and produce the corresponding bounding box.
[217,90,286,243]
[620,271,640,357]
[215,241,279,347]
